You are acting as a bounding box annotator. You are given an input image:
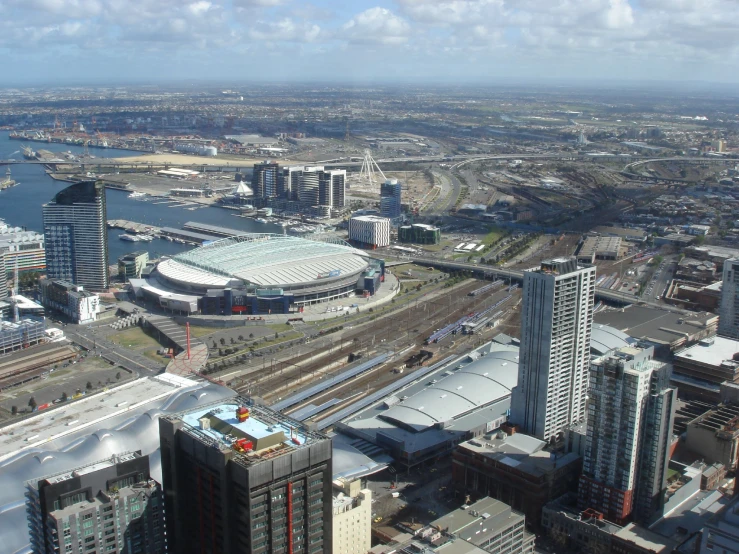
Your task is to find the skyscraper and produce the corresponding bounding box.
[510,257,596,442]
[298,166,322,206]
[328,169,346,209]
[42,180,109,291]
[380,178,402,219]
[159,398,333,554]
[578,345,676,524]
[279,166,302,200]
[718,258,739,339]
[252,161,280,199]
[26,451,166,554]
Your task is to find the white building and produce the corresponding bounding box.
[349,215,391,248]
[579,345,676,524]
[700,494,739,553]
[719,258,739,339]
[40,279,99,324]
[332,479,372,554]
[510,257,596,442]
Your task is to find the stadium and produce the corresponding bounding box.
[141,233,385,315]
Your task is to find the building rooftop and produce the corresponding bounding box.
[593,225,647,239]
[675,335,739,368]
[0,375,196,462]
[458,432,580,478]
[431,497,524,540]
[590,324,636,356]
[613,523,678,553]
[594,306,718,347]
[172,398,327,466]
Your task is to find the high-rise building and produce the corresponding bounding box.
[42,180,109,291]
[327,169,346,209]
[380,178,402,219]
[332,479,371,554]
[25,451,166,554]
[279,166,302,200]
[577,345,676,524]
[719,258,739,339]
[298,166,323,206]
[0,254,7,300]
[510,257,596,442]
[159,398,333,554]
[252,161,280,199]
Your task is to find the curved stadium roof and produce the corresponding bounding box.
[379,346,519,432]
[157,233,372,288]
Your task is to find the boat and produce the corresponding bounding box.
[20,145,35,159]
[119,234,141,242]
[0,168,17,190]
[255,218,268,224]
[137,234,154,242]
[128,191,147,199]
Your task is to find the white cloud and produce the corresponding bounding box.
[342,7,411,45]
[249,18,322,43]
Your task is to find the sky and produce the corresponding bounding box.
[1,0,738,86]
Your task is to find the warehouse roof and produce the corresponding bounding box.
[157,233,372,288]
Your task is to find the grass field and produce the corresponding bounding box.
[481,226,507,246]
[108,327,163,350]
[187,326,216,338]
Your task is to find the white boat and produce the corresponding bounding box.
[119,234,140,242]
[128,191,147,199]
[137,234,154,242]
[255,218,268,224]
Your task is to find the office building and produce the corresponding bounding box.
[452,431,582,530]
[719,258,739,339]
[279,166,302,200]
[0,219,46,274]
[159,398,333,554]
[332,479,371,554]
[685,403,739,471]
[380,178,402,219]
[510,258,596,442]
[39,279,100,324]
[0,318,45,353]
[578,345,676,524]
[398,223,440,245]
[672,335,739,402]
[25,451,166,554]
[348,215,391,248]
[0,254,6,300]
[252,161,280,199]
[118,250,150,281]
[318,169,346,209]
[431,497,535,554]
[42,180,109,291]
[298,166,322,206]
[700,494,739,554]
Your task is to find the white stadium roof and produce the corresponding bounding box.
[157,233,372,288]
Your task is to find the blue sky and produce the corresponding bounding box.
[1,0,737,85]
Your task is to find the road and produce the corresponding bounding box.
[642,256,679,303]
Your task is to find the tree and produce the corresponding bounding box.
[249,333,254,339]
[212,341,217,349]
[275,332,279,340]
[86,381,93,390]
[28,397,37,409]
[238,335,244,342]
[219,337,226,346]
[11,405,17,415]
[62,392,68,401]
[230,337,235,345]
[115,372,121,381]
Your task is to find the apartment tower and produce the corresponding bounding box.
[251,161,280,199]
[578,345,676,524]
[42,180,109,291]
[718,258,739,339]
[510,257,596,442]
[25,451,166,554]
[159,397,333,554]
[380,178,402,219]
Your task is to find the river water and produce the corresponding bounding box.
[0,131,279,263]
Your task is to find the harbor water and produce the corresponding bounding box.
[0,131,280,264]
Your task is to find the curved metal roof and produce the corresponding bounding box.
[380,346,519,432]
[0,382,235,554]
[591,324,635,356]
[157,233,371,288]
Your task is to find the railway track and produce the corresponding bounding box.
[227,282,519,420]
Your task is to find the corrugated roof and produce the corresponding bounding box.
[379,346,519,432]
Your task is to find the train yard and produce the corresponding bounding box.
[221,278,520,429]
